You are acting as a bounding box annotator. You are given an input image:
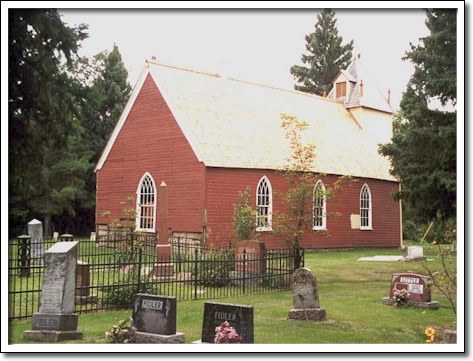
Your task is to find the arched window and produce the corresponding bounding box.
[313,180,327,230]
[256,176,272,231]
[360,184,372,230]
[136,172,156,232]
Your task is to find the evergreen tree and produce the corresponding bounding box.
[8,9,89,235]
[379,9,456,233]
[290,9,354,95]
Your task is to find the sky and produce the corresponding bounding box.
[59,9,430,111]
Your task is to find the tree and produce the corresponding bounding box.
[8,9,89,235]
[231,187,256,242]
[379,9,456,233]
[290,9,354,96]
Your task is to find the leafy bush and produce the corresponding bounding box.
[105,317,136,343]
[196,249,235,287]
[232,187,256,242]
[262,274,290,289]
[103,280,157,307]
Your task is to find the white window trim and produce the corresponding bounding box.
[135,172,157,232]
[360,183,373,231]
[313,180,327,231]
[256,176,273,232]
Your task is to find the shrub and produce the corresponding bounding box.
[105,317,136,343]
[196,249,235,287]
[103,279,157,307]
[262,274,290,289]
[232,187,256,242]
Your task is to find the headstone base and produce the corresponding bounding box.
[31,313,79,331]
[134,331,185,344]
[381,297,439,310]
[75,295,99,304]
[443,329,457,343]
[288,308,327,321]
[23,330,83,342]
[229,271,262,287]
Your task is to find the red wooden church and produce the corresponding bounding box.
[95,57,402,249]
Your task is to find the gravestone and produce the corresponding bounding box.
[288,267,326,321]
[132,294,184,343]
[231,240,265,287]
[381,272,439,309]
[404,246,426,262]
[24,242,83,342]
[28,219,44,262]
[90,232,96,242]
[75,261,98,304]
[52,232,59,241]
[199,302,254,343]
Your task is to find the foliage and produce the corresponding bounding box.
[104,317,136,343]
[262,274,290,289]
[379,10,456,229]
[103,279,156,307]
[290,9,354,95]
[214,321,243,343]
[393,289,410,307]
[232,187,257,242]
[195,249,235,287]
[8,9,91,236]
[422,244,457,315]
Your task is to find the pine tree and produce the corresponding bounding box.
[379,9,456,235]
[290,9,354,95]
[8,9,89,235]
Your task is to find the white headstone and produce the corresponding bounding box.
[90,232,96,242]
[39,241,79,314]
[407,246,424,259]
[53,232,59,241]
[28,219,44,260]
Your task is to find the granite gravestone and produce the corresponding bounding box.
[201,302,254,343]
[382,272,439,309]
[132,294,184,343]
[405,246,426,262]
[75,260,98,304]
[28,219,44,262]
[90,232,96,242]
[288,267,326,321]
[24,241,83,342]
[52,232,59,241]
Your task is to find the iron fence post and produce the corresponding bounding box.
[177,236,182,273]
[242,248,246,294]
[194,248,198,300]
[17,235,31,277]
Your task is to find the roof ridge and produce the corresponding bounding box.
[147,59,338,104]
[146,58,221,78]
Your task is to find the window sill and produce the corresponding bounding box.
[256,227,273,232]
[312,227,327,231]
[360,227,373,231]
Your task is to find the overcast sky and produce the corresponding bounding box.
[60,9,429,111]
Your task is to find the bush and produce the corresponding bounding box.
[262,274,290,289]
[196,249,235,287]
[103,279,157,307]
[232,187,256,242]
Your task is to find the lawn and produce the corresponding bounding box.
[8,241,456,344]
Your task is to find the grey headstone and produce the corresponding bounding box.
[201,302,254,343]
[53,232,59,241]
[291,267,320,309]
[90,232,96,242]
[28,219,44,260]
[39,241,78,313]
[407,246,424,259]
[132,294,177,335]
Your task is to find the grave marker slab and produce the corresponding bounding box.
[132,294,184,343]
[90,232,96,242]
[201,302,254,343]
[24,241,83,342]
[28,219,44,261]
[75,261,98,304]
[405,246,426,261]
[288,267,326,321]
[381,272,439,309]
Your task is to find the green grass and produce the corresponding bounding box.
[8,241,456,344]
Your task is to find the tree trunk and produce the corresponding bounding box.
[44,214,52,238]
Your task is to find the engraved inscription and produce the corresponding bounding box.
[408,284,424,294]
[142,299,163,310]
[34,317,59,329]
[400,277,420,284]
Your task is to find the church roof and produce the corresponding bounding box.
[96,60,396,182]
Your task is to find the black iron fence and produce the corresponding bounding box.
[8,234,303,321]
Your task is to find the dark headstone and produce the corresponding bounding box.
[234,240,265,274]
[201,302,254,343]
[132,294,177,335]
[389,273,432,302]
[381,272,439,310]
